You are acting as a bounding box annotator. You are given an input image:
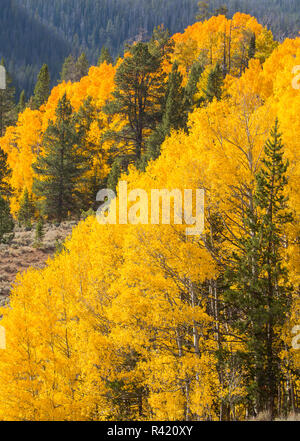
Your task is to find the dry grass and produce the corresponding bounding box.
[0,221,76,306]
[250,411,300,421]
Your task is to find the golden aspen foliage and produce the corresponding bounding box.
[0,15,298,421]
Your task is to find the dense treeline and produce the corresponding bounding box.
[0,0,71,98]
[0,13,299,420]
[19,0,300,59]
[1,0,299,97]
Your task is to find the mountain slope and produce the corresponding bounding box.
[0,0,71,98]
[2,0,300,98]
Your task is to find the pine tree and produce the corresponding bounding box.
[103,41,166,166]
[18,188,35,228]
[33,93,88,222]
[0,58,16,136]
[98,47,113,65]
[225,120,293,419]
[32,64,50,110]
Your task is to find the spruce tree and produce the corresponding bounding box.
[60,55,77,83]
[203,63,223,102]
[148,25,174,60]
[34,217,44,247]
[60,54,89,83]
[0,58,16,136]
[162,61,187,131]
[184,61,204,110]
[98,47,113,65]
[32,64,50,110]
[75,97,104,208]
[33,93,88,222]
[0,196,14,242]
[225,120,293,419]
[107,156,130,191]
[18,188,35,228]
[248,34,256,61]
[75,53,89,80]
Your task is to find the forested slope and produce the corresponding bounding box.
[1,0,299,97]
[0,12,299,421]
[0,0,71,98]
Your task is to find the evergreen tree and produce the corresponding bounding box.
[34,216,44,247]
[98,47,113,65]
[17,90,26,114]
[225,120,293,419]
[0,147,12,197]
[0,58,16,136]
[60,54,89,83]
[103,42,166,167]
[144,61,187,164]
[60,55,77,83]
[0,147,13,241]
[161,61,187,132]
[75,53,89,80]
[148,25,174,61]
[74,97,104,208]
[215,5,228,17]
[248,34,256,61]
[107,156,130,191]
[0,196,14,242]
[33,93,88,222]
[18,188,35,228]
[203,63,223,102]
[32,64,50,109]
[196,1,210,21]
[184,61,204,109]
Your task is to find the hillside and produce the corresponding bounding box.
[0,0,71,99]
[0,222,75,306]
[1,0,299,97]
[0,11,299,421]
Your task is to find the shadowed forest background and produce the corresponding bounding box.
[1,0,299,97]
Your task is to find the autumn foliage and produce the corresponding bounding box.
[0,14,299,421]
